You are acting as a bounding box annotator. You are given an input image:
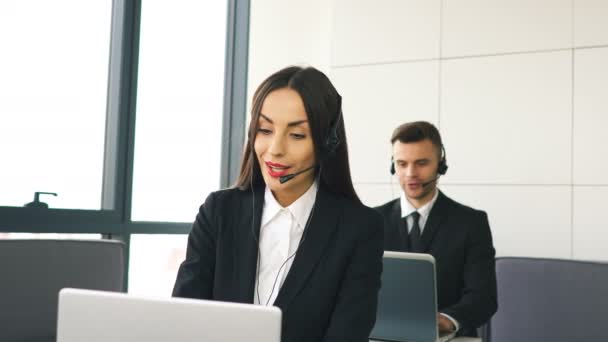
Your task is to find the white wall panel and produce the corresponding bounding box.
[440,51,572,184]
[332,0,440,66]
[574,0,608,47]
[442,0,572,57]
[248,0,331,111]
[573,48,608,184]
[331,61,439,183]
[441,185,572,258]
[573,186,608,261]
[354,183,395,208]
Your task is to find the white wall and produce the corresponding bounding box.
[247,0,608,261]
[247,0,332,109]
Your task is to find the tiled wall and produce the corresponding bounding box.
[247,0,608,260]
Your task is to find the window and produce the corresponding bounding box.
[128,234,188,296]
[0,1,113,209]
[130,1,228,222]
[0,0,248,296]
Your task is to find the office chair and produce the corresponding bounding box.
[486,257,608,342]
[0,239,125,342]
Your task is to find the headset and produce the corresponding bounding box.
[277,95,341,184]
[390,144,448,185]
[251,93,343,305]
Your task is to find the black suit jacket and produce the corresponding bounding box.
[173,185,384,342]
[375,190,497,337]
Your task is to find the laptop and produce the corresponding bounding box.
[56,288,282,342]
[370,251,456,342]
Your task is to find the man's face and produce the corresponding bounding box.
[393,139,440,206]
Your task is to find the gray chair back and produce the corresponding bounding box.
[0,239,125,342]
[487,257,608,342]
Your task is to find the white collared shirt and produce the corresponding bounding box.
[400,188,460,333]
[254,181,317,306]
[400,188,439,233]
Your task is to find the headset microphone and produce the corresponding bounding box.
[419,176,440,188]
[278,165,316,184]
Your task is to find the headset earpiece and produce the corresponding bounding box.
[438,145,448,175]
[438,160,448,175]
[325,121,340,156]
[322,94,342,159]
[390,157,395,175]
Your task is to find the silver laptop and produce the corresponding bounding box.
[370,251,455,342]
[57,288,282,342]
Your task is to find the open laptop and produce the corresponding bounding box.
[56,288,282,342]
[370,251,456,342]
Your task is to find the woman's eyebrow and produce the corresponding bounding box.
[287,119,308,127]
[259,113,273,123]
[259,113,308,127]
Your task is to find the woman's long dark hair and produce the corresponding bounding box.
[234,66,360,204]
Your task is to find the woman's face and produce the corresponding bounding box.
[254,87,316,204]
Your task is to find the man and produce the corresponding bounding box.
[375,121,497,337]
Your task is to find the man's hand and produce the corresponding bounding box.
[437,314,456,333]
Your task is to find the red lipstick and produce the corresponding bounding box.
[265,161,291,178]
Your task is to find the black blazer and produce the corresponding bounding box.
[375,191,497,337]
[173,184,384,342]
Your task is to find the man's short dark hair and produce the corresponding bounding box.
[390,121,443,158]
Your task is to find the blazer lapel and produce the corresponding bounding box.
[234,185,264,303]
[273,186,340,309]
[419,190,448,252]
[388,199,410,251]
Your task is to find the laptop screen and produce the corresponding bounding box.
[370,252,438,342]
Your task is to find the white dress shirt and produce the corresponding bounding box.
[400,188,460,333]
[400,188,439,234]
[254,181,317,306]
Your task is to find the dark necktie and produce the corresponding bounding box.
[409,211,422,252]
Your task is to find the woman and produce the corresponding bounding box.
[173,66,383,342]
